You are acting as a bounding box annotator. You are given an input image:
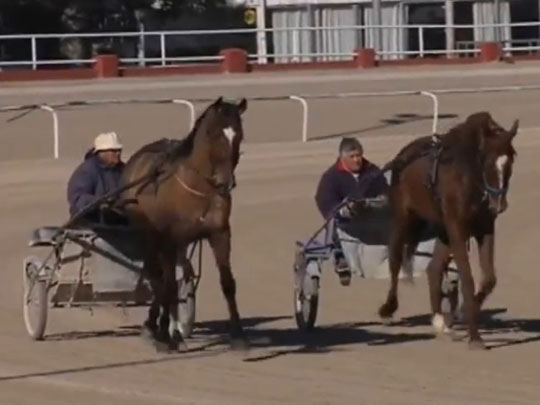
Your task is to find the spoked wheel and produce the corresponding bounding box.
[23,257,49,340]
[294,258,320,331]
[178,278,196,338]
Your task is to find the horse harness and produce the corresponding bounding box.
[420,135,507,210]
[135,139,236,198]
[132,139,236,223]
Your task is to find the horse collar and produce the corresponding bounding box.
[174,173,208,197]
[175,164,234,198]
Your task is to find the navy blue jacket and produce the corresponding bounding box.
[67,149,125,216]
[315,158,388,219]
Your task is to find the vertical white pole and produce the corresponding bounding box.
[289,95,309,142]
[39,105,60,159]
[420,91,439,135]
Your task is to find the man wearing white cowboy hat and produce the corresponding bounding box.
[67,131,125,220]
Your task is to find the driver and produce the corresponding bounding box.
[314,137,389,284]
[66,131,125,223]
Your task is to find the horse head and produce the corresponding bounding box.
[477,114,519,215]
[194,97,248,193]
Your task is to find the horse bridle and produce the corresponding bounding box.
[482,172,507,199]
[478,153,508,201]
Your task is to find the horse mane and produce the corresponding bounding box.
[382,112,493,176]
[127,102,215,165]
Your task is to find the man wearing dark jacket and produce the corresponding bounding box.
[315,137,390,284]
[67,131,125,222]
[315,137,388,221]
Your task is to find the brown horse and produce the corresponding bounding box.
[378,112,519,350]
[120,97,248,352]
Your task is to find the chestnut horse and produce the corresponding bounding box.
[120,97,248,352]
[378,112,519,350]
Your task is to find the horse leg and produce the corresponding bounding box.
[157,243,188,353]
[165,253,189,353]
[426,239,453,336]
[378,213,411,321]
[474,232,496,309]
[140,243,161,342]
[445,222,486,350]
[208,228,248,350]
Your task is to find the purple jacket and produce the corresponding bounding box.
[67,149,125,216]
[315,158,388,220]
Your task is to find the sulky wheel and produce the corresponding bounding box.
[178,278,196,338]
[293,258,320,331]
[22,257,49,340]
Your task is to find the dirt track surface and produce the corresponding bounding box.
[1,62,540,404]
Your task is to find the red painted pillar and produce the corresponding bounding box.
[220,48,249,73]
[95,54,119,78]
[355,48,376,68]
[479,42,502,62]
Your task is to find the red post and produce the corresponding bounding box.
[355,48,376,68]
[479,42,502,62]
[94,54,119,78]
[220,48,249,73]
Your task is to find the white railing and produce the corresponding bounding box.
[0,99,196,159]
[3,84,540,159]
[1,21,540,69]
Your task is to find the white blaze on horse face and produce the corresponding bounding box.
[495,155,508,189]
[223,126,236,146]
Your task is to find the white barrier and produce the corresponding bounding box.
[2,84,540,157]
[39,105,59,159]
[420,91,439,134]
[0,99,196,159]
[287,90,440,142]
[171,99,196,131]
[289,95,309,143]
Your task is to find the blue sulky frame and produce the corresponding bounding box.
[293,197,461,331]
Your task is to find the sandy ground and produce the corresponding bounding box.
[1,62,540,404]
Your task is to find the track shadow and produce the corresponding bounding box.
[42,316,289,342]
[0,339,226,383]
[387,307,540,350]
[478,309,540,350]
[195,315,291,335]
[388,308,509,329]
[45,325,141,341]
[241,321,434,362]
[0,316,289,382]
[310,112,458,141]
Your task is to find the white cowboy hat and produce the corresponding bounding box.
[94,131,122,151]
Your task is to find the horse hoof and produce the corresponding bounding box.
[468,339,488,351]
[432,313,453,337]
[170,330,189,353]
[378,302,397,319]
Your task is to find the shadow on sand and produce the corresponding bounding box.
[309,112,459,141]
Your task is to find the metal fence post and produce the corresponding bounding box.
[160,33,166,66]
[39,105,60,159]
[289,95,309,142]
[420,91,439,134]
[31,37,37,70]
[172,99,196,131]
